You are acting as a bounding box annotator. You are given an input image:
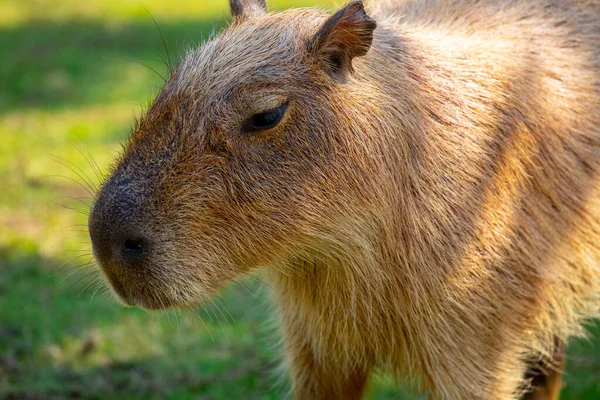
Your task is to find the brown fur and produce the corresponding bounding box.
[88,1,600,398]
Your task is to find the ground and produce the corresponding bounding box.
[0,0,598,398]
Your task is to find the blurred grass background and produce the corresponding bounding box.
[0,0,598,399]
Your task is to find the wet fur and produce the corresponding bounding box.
[91,1,600,398]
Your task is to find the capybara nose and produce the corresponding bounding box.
[89,221,149,268]
[88,178,149,269]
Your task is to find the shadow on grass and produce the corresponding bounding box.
[2,355,278,400]
[0,243,284,400]
[0,17,225,114]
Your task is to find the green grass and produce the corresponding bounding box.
[0,1,598,398]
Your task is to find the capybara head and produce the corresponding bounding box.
[88,0,377,309]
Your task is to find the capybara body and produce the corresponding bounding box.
[88,0,600,399]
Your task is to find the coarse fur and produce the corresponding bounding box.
[88,0,600,399]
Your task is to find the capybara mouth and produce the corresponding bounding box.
[113,285,183,311]
[101,266,182,310]
[102,270,136,306]
[135,296,183,311]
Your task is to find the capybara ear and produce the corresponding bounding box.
[229,0,267,20]
[309,0,377,79]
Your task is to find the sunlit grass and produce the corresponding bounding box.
[0,0,337,26]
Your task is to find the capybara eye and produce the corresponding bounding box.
[242,102,289,133]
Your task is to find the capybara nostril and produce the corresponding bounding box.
[122,238,147,258]
[89,223,149,266]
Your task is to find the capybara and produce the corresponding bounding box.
[88,0,600,398]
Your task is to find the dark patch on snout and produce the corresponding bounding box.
[89,172,154,304]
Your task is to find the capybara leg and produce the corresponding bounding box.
[523,340,565,400]
[287,343,369,400]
